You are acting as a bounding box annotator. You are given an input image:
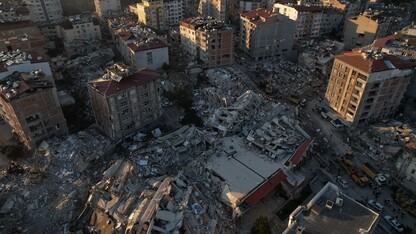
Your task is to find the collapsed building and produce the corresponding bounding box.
[0,126,113,234]
[297,39,345,77]
[78,160,193,233]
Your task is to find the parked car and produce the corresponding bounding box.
[336,176,348,189]
[331,119,344,128]
[384,215,404,232]
[367,199,384,213]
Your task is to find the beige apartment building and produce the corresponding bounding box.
[198,0,227,21]
[325,50,416,126]
[180,17,233,68]
[136,0,166,30]
[59,14,102,42]
[0,70,68,149]
[343,10,395,49]
[94,0,121,18]
[320,0,361,15]
[87,63,162,141]
[273,4,343,39]
[240,9,295,60]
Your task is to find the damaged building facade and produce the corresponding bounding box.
[180,17,234,68]
[325,50,416,126]
[239,9,295,61]
[0,70,68,149]
[88,63,162,141]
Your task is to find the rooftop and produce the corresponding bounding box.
[61,13,99,30]
[180,17,232,32]
[88,63,160,96]
[127,37,168,52]
[283,182,379,234]
[240,9,276,25]
[0,20,35,30]
[0,50,47,72]
[0,69,53,100]
[335,50,416,73]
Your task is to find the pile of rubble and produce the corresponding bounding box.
[247,59,325,100]
[0,127,114,233]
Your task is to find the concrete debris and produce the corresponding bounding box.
[0,126,114,233]
[79,160,193,234]
[297,39,345,77]
[247,115,306,159]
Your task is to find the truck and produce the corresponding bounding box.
[340,154,369,187]
[361,162,380,179]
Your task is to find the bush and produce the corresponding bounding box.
[251,215,271,234]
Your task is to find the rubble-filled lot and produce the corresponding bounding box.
[0,127,115,233]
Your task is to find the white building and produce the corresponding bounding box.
[116,31,169,71]
[165,0,184,26]
[59,15,102,42]
[94,0,121,18]
[24,0,63,23]
[273,4,343,39]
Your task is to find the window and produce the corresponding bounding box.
[146,52,153,64]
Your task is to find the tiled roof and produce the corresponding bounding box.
[127,38,167,52]
[241,9,275,25]
[336,50,416,73]
[88,68,160,96]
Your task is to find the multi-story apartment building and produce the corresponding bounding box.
[343,10,395,49]
[319,0,361,15]
[136,0,166,30]
[198,0,227,21]
[0,21,48,57]
[231,0,267,21]
[87,63,162,141]
[94,0,121,18]
[240,9,295,60]
[59,14,102,42]
[0,70,68,149]
[180,17,234,68]
[0,3,31,23]
[273,4,343,39]
[115,28,169,70]
[164,0,184,26]
[24,0,63,23]
[325,50,416,126]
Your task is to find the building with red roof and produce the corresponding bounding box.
[325,50,416,126]
[240,9,295,60]
[87,63,162,141]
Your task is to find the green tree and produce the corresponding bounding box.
[251,215,271,234]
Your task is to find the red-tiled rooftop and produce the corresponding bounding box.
[336,50,416,73]
[88,68,160,96]
[241,9,276,25]
[127,38,167,52]
[373,34,396,48]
